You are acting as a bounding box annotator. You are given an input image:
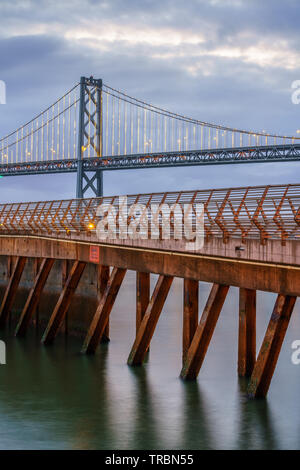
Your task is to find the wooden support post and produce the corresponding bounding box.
[81,267,127,354]
[15,258,55,337]
[248,294,296,398]
[127,275,173,366]
[62,259,70,287]
[180,284,229,380]
[238,288,256,377]
[98,265,110,343]
[33,257,42,328]
[41,261,86,345]
[62,259,71,335]
[183,279,199,363]
[0,256,27,328]
[136,272,150,334]
[7,256,14,279]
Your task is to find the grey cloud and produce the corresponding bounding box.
[0,0,299,203]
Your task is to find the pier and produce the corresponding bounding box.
[0,183,299,398]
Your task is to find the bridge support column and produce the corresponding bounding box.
[98,264,110,343]
[42,261,86,345]
[183,279,199,364]
[81,267,127,354]
[248,294,296,398]
[180,284,229,380]
[15,258,55,337]
[238,288,256,377]
[76,76,103,199]
[0,256,27,328]
[127,275,173,366]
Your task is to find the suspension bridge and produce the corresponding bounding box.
[0,76,300,197]
[0,77,300,400]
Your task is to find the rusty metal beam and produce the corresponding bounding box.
[15,258,55,336]
[180,284,229,380]
[0,256,27,328]
[127,275,173,366]
[81,267,127,354]
[238,288,256,377]
[42,261,86,345]
[248,294,296,398]
[183,279,199,363]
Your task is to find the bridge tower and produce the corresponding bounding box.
[76,76,103,198]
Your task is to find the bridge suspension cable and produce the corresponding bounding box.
[102,83,300,156]
[0,84,80,165]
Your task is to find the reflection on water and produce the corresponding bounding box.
[0,272,299,449]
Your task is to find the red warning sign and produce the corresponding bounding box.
[89,245,100,263]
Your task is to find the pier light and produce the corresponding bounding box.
[87,222,95,230]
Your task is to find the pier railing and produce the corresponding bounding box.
[0,183,299,244]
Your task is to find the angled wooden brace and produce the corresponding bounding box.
[248,294,296,398]
[33,257,42,327]
[183,279,199,363]
[136,271,150,357]
[15,258,55,337]
[0,256,27,328]
[238,288,256,377]
[98,264,110,343]
[81,267,127,354]
[127,274,173,366]
[41,261,86,345]
[61,259,72,336]
[180,283,229,380]
[136,272,150,334]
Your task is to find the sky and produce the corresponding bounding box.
[0,0,300,202]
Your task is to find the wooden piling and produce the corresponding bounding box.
[127,275,173,366]
[238,288,256,377]
[0,256,27,328]
[180,283,229,380]
[98,265,110,343]
[183,279,199,363]
[33,257,42,328]
[41,261,86,345]
[62,259,71,335]
[81,267,127,354]
[248,294,296,398]
[15,258,55,336]
[136,272,150,334]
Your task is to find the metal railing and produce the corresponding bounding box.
[0,183,299,244]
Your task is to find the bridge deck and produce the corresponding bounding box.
[0,144,299,176]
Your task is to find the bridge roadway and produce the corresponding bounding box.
[0,183,299,399]
[0,143,300,176]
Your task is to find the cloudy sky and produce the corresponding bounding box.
[0,0,300,202]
